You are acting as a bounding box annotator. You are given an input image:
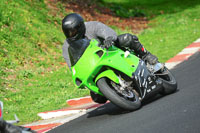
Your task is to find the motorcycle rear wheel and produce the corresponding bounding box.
[97,78,141,111]
[158,67,178,95]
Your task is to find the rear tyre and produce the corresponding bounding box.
[97,78,141,111]
[90,91,107,104]
[158,67,177,95]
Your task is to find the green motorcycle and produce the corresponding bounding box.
[69,38,177,111]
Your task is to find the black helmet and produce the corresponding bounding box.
[62,13,86,41]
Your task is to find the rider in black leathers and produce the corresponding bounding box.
[62,13,158,70]
[61,13,158,104]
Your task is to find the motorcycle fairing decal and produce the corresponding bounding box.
[132,60,157,98]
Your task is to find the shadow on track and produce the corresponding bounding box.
[87,90,179,118]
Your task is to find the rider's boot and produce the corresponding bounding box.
[130,35,158,65]
[135,45,158,65]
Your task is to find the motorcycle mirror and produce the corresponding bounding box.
[0,101,20,123]
[6,114,20,124]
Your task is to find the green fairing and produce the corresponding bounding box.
[71,39,140,95]
[95,69,119,84]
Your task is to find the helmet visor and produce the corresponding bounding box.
[67,28,78,38]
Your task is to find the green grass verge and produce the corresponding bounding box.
[0,0,200,124]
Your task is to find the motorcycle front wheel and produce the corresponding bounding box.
[97,78,141,111]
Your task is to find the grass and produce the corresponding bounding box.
[0,0,200,124]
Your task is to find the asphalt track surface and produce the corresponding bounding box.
[49,52,200,133]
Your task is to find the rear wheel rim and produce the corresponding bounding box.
[156,68,172,82]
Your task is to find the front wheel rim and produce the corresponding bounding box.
[110,80,137,102]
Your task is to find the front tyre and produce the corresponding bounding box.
[97,78,141,111]
[158,67,178,95]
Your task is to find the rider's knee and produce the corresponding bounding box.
[117,33,134,47]
[117,33,141,50]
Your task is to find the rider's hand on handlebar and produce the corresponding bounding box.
[103,36,115,49]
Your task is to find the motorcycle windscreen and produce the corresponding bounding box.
[68,38,90,66]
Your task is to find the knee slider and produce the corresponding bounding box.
[130,35,142,50]
[132,35,139,41]
[117,33,133,47]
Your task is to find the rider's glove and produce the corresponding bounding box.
[103,36,116,49]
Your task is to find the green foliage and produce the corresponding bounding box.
[138,3,200,62]
[110,5,145,18]
[0,0,65,87]
[18,70,34,79]
[0,0,64,68]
